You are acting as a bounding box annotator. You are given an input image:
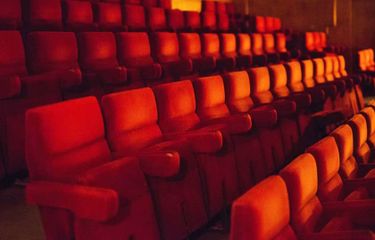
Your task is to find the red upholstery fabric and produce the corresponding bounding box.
[116,32,161,85]
[166,9,185,31]
[123,4,146,31]
[142,0,158,7]
[202,1,215,12]
[201,33,235,71]
[63,0,95,31]
[96,2,124,31]
[273,17,282,31]
[230,176,298,240]
[201,11,217,32]
[147,7,167,31]
[254,16,265,33]
[349,114,373,164]
[28,0,63,30]
[101,88,208,240]
[217,13,230,32]
[265,16,274,32]
[184,11,201,31]
[0,0,22,29]
[216,2,226,13]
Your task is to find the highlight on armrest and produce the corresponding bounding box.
[26,181,119,222]
[139,151,180,178]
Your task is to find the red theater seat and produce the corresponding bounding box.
[77,32,127,95]
[63,0,96,31]
[202,1,216,12]
[251,33,267,66]
[230,176,298,240]
[184,11,201,32]
[221,33,252,69]
[236,33,253,68]
[275,33,292,60]
[27,0,63,30]
[166,9,185,32]
[273,17,282,31]
[201,11,217,32]
[147,7,168,31]
[179,33,216,75]
[263,33,280,63]
[361,107,375,150]
[95,2,125,31]
[0,0,22,29]
[201,33,235,71]
[217,13,230,32]
[216,2,227,14]
[151,32,193,80]
[25,97,160,240]
[280,153,375,237]
[142,0,158,7]
[123,4,146,31]
[265,16,274,32]
[101,88,212,240]
[253,16,265,33]
[116,32,161,85]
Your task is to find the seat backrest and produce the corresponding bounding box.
[26,97,111,181]
[151,32,180,63]
[0,0,22,29]
[320,32,327,48]
[116,32,154,67]
[348,114,371,164]
[269,64,289,98]
[285,61,304,93]
[28,0,63,30]
[279,153,323,236]
[313,32,322,50]
[95,2,123,31]
[0,31,27,77]
[265,16,274,32]
[184,11,201,31]
[220,33,237,57]
[253,16,265,33]
[276,33,287,52]
[338,55,348,77]
[332,56,341,78]
[217,13,229,32]
[305,32,315,51]
[226,2,235,15]
[77,32,118,71]
[124,0,141,4]
[216,2,226,13]
[263,33,276,53]
[312,58,325,84]
[224,71,254,113]
[26,32,79,74]
[153,80,200,133]
[323,56,334,81]
[201,33,220,58]
[166,9,185,31]
[201,11,217,31]
[307,136,343,202]
[101,88,163,156]
[331,124,358,179]
[273,17,282,31]
[147,7,167,31]
[251,33,264,55]
[237,33,252,56]
[248,67,273,104]
[360,107,375,139]
[202,1,216,12]
[301,59,315,88]
[63,0,94,31]
[179,33,202,59]
[230,175,297,240]
[123,4,146,31]
[142,0,158,7]
[193,75,230,120]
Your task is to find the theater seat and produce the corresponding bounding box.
[27,0,63,30]
[202,1,216,12]
[151,32,192,80]
[95,2,125,31]
[123,4,146,31]
[0,0,22,29]
[201,33,235,71]
[361,107,375,150]
[116,32,161,86]
[77,32,127,96]
[230,176,298,240]
[216,2,226,14]
[25,97,160,240]
[184,11,201,32]
[273,17,282,31]
[265,16,274,33]
[179,33,216,75]
[63,0,96,31]
[251,33,267,66]
[147,7,168,31]
[101,88,211,240]
[280,153,375,237]
[166,9,185,32]
[275,33,292,60]
[263,33,280,63]
[221,33,252,69]
[236,33,253,68]
[201,11,217,32]
[142,0,158,7]
[252,16,265,33]
[217,13,230,32]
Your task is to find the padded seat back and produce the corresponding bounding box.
[269,64,290,98]
[28,0,63,30]
[301,60,315,88]
[276,33,287,52]
[224,71,254,113]
[217,13,230,32]
[338,55,348,77]
[151,32,180,63]
[123,4,146,31]
[0,0,22,29]
[305,32,315,51]
[201,33,221,58]
[166,9,185,31]
[251,33,264,55]
[26,97,111,181]
[95,2,123,31]
[249,67,273,104]
[101,88,163,156]
[285,61,304,93]
[313,58,326,84]
[220,33,237,58]
[179,33,202,59]
[323,56,334,81]
[147,7,167,31]
[0,31,27,77]
[237,33,252,56]
[348,114,371,164]
[253,16,265,33]
[184,11,200,31]
[201,11,217,31]
[63,0,95,31]
[265,16,274,33]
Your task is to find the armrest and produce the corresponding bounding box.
[249,105,278,128]
[97,66,127,85]
[307,88,325,105]
[301,230,375,240]
[323,199,375,217]
[139,151,180,178]
[58,68,82,89]
[26,181,118,222]
[343,178,375,193]
[184,130,223,153]
[224,113,252,134]
[321,83,337,98]
[0,75,21,99]
[291,92,312,110]
[272,99,296,117]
